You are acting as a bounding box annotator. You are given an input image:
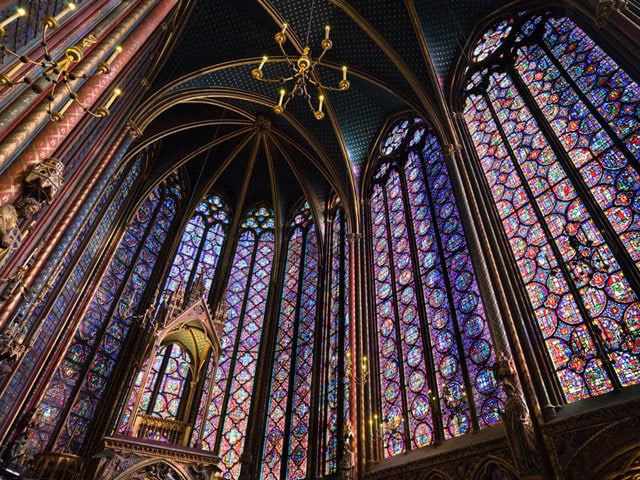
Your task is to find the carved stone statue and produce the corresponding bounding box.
[0,203,20,250]
[0,191,43,252]
[7,431,30,467]
[340,421,355,480]
[492,352,542,476]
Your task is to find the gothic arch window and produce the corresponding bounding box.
[201,205,275,479]
[261,201,319,480]
[318,202,350,476]
[31,175,182,453]
[164,193,230,296]
[460,11,640,402]
[368,118,502,458]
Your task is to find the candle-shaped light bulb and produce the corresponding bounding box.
[1,7,27,29]
[104,87,122,109]
[259,55,267,71]
[58,98,74,116]
[105,45,122,65]
[5,61,24,79]
[318,94,324,113]
[325,25,330,39]
[342,65,347,81]
[55,3,76,23]
[278,88,285,106]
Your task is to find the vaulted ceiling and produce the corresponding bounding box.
[2,0,508,225]
[134,0,508,225]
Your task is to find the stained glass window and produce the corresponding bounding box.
[261,201,319,480]
[145,343,192,420]
[118,341,193,441]
[0,156,142,426]
[369,118,502,458]
[31,176,181,453]
[318,203,350,475]
[201,206,275,479]
[164,193,230,296]
[461,12,640,402]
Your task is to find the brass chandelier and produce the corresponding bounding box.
[0,3,122,122]
[252,22,350,120]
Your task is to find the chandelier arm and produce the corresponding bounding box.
[305,95,315,113]
[302,81,313,102]
[318,84,347,92]
[41,26,55,62]
[278,42,296,70]
[282,90,294,108]
[255,76,294,84]
[1,46,41,67]
[316,47,330,64]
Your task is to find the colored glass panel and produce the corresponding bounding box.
[462,13,640,402]
[261,202,318,480]
[164,193,229,296]
[370,118,502,458]
[0,157,140,429]
[320,206,350,475]
[151,344,192,420]
[202,206,274,480]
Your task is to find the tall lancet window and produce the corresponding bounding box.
[368,118,502,458]
[202,206,275,479]
[319,202,350,476]
[261,201,319,480]
[461,11,640,402]
[32,175,181,453]
[164,193,230,295]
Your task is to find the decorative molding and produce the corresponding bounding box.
[254,116,271,133]
[594,0,628,28]
[364,431,510,480]
[98,435,221,480]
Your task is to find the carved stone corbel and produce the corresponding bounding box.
[22,157,65,205]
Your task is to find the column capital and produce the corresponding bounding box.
[126,120,143,139]
[442,143,462,158]
[594,0,628,28]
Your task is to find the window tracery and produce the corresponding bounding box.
[201,205,275,479]
[30,176,181,453]
[369,118,502,457]
[319,203,350,475]
[461,11,640,402]
[261,201,319,480]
